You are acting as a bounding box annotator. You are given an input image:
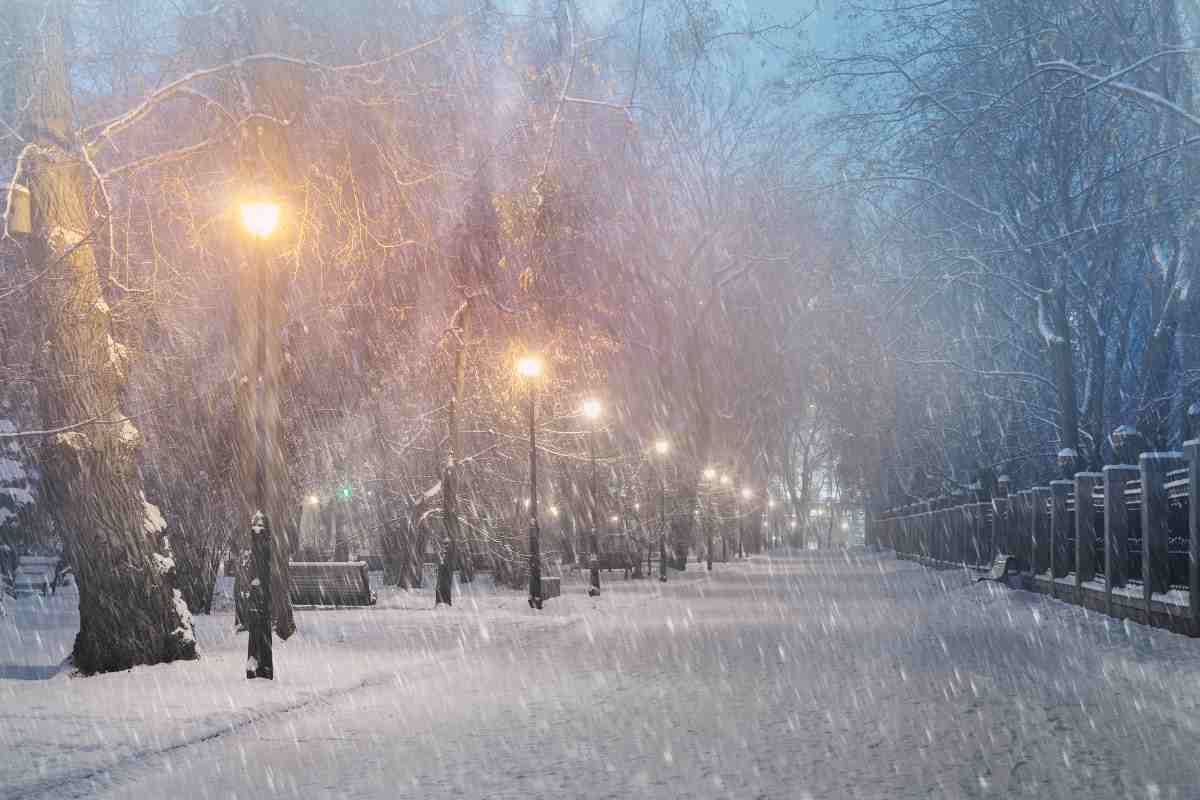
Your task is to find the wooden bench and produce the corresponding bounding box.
[540,576,561,599]
[288,562,376,607]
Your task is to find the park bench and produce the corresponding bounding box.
[288,561,376,607]
[541,576,561,599]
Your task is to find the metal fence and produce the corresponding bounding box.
[874,441,1199,630]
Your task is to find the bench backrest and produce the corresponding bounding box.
[288,561,374,606]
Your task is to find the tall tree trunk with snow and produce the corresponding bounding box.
[1040,287,1080,457]
[11,0,195,673]
[438,299,471,605]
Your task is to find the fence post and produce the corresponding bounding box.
[933,499,945,563]
[954,501,967,565]
[922,501,933,561]
[1050,481,1072,589]
[993,495,1010,559]
[1140,452,1184,607]
[1104,465,1138,614]
[995,477,1010,555]
[1186,439,1199,621]
[1032,486,1051,576]
[1015,490,1031,570]
[973,500,986,566]
[1075,473,1101,592]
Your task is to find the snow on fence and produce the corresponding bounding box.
[874,439,1200,635]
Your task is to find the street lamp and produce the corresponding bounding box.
[653,439,670,581]
[701,468,718,571]
[739,487,753,559]
[239,192,280,682]
[766,498,776,549]
[517,354,544,609]
[240,202,280,240]
[582,398,603,597]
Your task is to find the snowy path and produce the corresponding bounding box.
[8,554,1200,799]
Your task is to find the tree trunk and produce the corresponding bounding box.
[1044,287,1080,456]
[12,0,195,673]
[440,299,471,602]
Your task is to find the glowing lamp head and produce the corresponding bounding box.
[581,398,602,420]
[307,495,319,506]
[740,487,753,500]
[240,201,280,239]
[653,439,670,456]
[634,502,641,511]
[703,468,716,481]
[767,499,775,509]
[549,505,559,517]
[516,355,543,379]
[609,515,619,524]
[719,473,731,486]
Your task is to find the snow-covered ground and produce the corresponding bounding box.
[5,554,1200,798]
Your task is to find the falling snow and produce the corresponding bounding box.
[2,2,1200,799]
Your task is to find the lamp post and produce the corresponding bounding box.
[766,498,775,550]
[719,473,731,561]
[702,468,716,571]
[517,355,544,609]
[582,398,603,596]
[653,439,670,581]
[739,487,753,559]
[239,195,280,681]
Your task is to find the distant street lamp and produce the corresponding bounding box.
[739,487,753,559]
[582,398,603,597]
[517,354,544,609]
[653,439,670,582]
[766,498,776,549]
[701,468,717,571]
[239,191,280,682]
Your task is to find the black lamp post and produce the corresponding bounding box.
[239,196,280,680]
[518,355,544,610]
[582,398,603,596]
[739,487,752,559]
[653,439,670,581]
[702,469,716,571]
[719,473,732,561]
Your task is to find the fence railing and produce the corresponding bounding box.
[874,440,1199,631]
